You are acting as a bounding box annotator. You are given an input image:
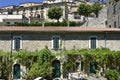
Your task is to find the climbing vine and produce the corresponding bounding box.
[0,48,119,79]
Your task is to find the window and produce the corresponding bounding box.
[74,12,81,19]
[41,11,44,19]
[36,7,38,10]
[52,36,60,49]
[13,36,22,51]
[34,11,39,17]
[14,22,18,25]
[17,10,19,14]
[89,37,97,49]
[30,8,33,11]
[114,21,116,28]
[6,22,10,25]
[109,25,111,28]
[8,10,13,14]
[30,12,33,17]
[23,9,25,12]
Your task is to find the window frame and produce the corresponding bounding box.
[52,36,60,50]
[89,36,98,49]
[12,36,22,50]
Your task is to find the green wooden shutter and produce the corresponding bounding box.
[56,37,59,49]
[14,38,20,50]
[91,37,96,49]
[53,37,59,49]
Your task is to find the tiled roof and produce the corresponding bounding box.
[0,26,120,32]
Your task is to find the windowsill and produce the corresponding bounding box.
[89,48,96,50]
[51,48,62,51]
[12,49,22,51]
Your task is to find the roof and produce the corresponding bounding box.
[20,2,42,4]
[0,26,120,33]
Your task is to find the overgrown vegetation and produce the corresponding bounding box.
[0,48,120,79]
[61,48,120,77]
[13,48,55,80]
[0,51,13,80]
[105,70,119,80]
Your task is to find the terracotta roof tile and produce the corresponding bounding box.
[0,26,120,32]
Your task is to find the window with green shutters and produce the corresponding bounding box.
[52,36,60,49]
[13,36,22,51]
[90,37,97,49]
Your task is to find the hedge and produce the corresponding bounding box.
[12,21,77,26]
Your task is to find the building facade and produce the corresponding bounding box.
[0,15,26,25]
[0,26,120,52]
[0,2,77,23]
[0,26,119,79]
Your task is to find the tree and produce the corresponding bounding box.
[77,4,92,26]
[92,2,102,17]
[48,6,63,22]
[77,4,92,17]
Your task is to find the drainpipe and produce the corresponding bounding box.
[10,32,13,55]
[118,12,119,28]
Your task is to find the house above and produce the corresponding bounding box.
[19,2,42,7]
[0,0,107,28]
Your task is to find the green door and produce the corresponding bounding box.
[13,64,20,79]
[90,62,98,74]
[52,60,61,78]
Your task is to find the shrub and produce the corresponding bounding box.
[69,21,77,26]
[15,22,42,26]
[105,70,119,80]
[44,22,52,26]
[60,20,67,26]
[45,21,68,26]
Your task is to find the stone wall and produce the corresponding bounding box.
[81,5,107,28]
[107,0,120,28]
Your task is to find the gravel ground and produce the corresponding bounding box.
[88,77,107,80]
[63,77,107,80]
